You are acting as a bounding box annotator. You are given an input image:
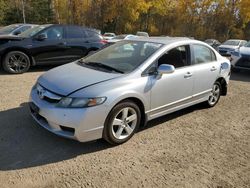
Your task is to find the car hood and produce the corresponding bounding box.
[218,44,238,50]
[0,35,25,41]
[38,62,122,96]
[239,46,250,55]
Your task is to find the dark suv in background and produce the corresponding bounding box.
[0,24,106,73]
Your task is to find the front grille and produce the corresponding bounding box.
[43,96,60,103]
[36,84,62,104]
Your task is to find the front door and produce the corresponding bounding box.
[31,26,69,64]
[149,45,194,119]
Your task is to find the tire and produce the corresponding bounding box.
[206,81,221,107]
[87,50,96,55]
[103,100,141,145]
[2,51,30,74]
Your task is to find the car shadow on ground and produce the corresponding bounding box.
[0,102,205,171]
[230,71,250,82]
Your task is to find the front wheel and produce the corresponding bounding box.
[206,81,221,107]
[103,101,141,145]
[3,51,30,74]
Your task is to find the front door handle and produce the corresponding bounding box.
[210,66,217,71]
[184,72,192,78]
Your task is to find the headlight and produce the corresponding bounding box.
[57,97,106,108]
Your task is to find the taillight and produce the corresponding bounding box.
[101,39,108,44]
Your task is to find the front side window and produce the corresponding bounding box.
[19,25,50,38]
[193,44,216,64]
[40,26,63,40]
[19,26,31,32]
[158,45,189,68]
[80,41,162,73]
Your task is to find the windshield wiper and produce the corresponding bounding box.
[82,61,124,74]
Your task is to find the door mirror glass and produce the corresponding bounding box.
[158,64,175,74]
[36,33,47,41]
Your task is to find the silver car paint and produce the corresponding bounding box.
[30,38,231,142]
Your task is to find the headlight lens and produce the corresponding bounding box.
[57,97,106,108]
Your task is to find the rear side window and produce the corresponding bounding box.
[67,26,85,39]
[193,44,216,64]
[85,30,102,39]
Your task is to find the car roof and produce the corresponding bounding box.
[127,36,193,45]
[226,39,246,42]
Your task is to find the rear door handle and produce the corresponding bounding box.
[184,72,192,78]
[210,66,217,71]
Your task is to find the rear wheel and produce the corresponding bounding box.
[103,101,141,145]
[206,81,221,107]
[3,51,30,74]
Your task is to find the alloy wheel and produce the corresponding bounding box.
[208,83,220,106]
[111,107,138,140]
[6,53,29,73]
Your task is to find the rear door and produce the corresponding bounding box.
[64,26,89,61]
[190,44,220,98]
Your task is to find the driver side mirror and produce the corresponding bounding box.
[157,64,175,75]
[36,33,47,41]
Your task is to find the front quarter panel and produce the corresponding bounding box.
[70,73,151,116]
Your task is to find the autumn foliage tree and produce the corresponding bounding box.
[1,0,250,41]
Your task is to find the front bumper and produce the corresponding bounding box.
[29,88,107,142]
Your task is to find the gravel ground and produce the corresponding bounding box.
[0,67,249,188]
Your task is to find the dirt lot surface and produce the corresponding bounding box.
[0,67,249,188]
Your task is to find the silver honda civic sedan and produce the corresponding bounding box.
[29,37,231,145]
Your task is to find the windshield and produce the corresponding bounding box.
[244,41,250,47]
[0,24,20,34]
[19,25,50,38]
[80,41,162,74]
[223,40,240,46]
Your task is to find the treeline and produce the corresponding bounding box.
[0,0,250,41]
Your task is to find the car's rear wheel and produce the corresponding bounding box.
[206,81,221,107]
[3,51,30,74]
[103,101,141,145]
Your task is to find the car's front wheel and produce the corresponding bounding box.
[103,101,141,145]
[206,81,221,107]
[3,51,30,74]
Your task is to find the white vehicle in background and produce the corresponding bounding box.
[231,41,250,71]
[136,31,149,37]
[107,34,137,44]
[218,39,247,56]
[103,32,116,40]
